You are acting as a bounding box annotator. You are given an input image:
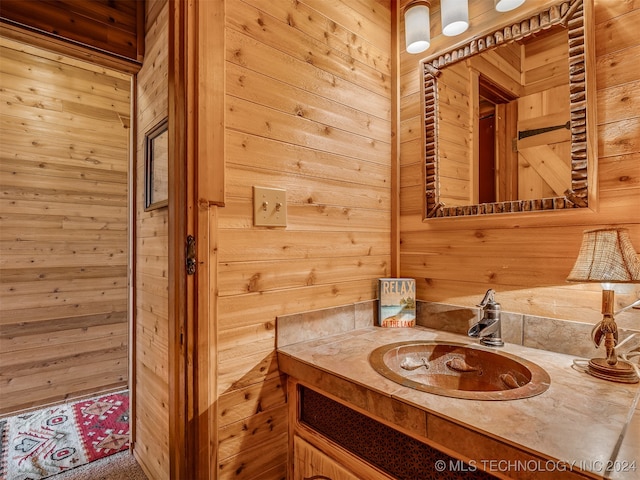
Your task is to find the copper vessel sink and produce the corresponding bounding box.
[369,341,550,400]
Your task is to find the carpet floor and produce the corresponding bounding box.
[50,450,147,480]
[0,391,136,480]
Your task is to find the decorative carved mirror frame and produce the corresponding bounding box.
[422,0,596,218]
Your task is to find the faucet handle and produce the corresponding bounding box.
[478,288,496,307]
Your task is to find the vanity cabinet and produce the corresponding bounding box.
[279,326,639,480]
[287,378,498,480]
[293,436,360,480]
[289,379,396,480]
[281,353,603,480]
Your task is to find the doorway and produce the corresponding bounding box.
[0,38,132,416]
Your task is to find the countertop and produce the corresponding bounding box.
[278,326,640,479]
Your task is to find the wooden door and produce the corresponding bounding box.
[478,113,496,204]
[168,1,222,478]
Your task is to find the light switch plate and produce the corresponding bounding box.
[253,186,287,227]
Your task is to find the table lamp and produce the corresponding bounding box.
[566,228,640,383]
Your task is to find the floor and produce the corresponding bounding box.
[0,390,137,480]
[53,450,148,480]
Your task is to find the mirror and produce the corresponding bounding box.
[422,0,595,218]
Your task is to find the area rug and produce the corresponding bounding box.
[0,391,129,480]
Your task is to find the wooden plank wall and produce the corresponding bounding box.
[133,0,169,479]
[0,38,130,414]
[399,1,639,326]
[216,0,392,477]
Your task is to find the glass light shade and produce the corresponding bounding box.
[404,2,431,54]
[441,0,469,37]
[495,0,526,12]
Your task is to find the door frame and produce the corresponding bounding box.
[167,0,191,476]
[168,1,218,478]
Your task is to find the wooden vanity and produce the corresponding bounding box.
[278,326,639,480]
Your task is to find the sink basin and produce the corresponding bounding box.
[369,341,550,400]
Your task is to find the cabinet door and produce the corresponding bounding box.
[293,436,360,480]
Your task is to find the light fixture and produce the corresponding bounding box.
[441,0,469,37]
[404,1,431,54]
[403,0,528,54]
[495,0,526,12]
[567,228,640,383]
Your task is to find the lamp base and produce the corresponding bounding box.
[587,358,639,384]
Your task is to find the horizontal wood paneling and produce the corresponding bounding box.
[215,0,392,476]
[0,38,130,415]
[218,376,286,428]
[218,434,289,480]
[398,1,639,323]
[218,404,288,461]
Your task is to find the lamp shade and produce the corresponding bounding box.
[495,0,526,12]
[404,1,431,54]
[567,228,640,283]
[441,0,469,36]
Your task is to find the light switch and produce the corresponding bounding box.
[253,186,287,227]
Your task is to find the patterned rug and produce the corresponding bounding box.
[0,391,129,480]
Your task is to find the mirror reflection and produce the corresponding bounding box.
[423,0,593,218]
[439,26,569,206]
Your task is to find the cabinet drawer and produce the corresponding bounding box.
[294,436,360,480]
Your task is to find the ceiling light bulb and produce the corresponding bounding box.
[404,1,431,54]
[495,0,526,12]
[441,0,469,37]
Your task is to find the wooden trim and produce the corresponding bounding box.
[582,0,598,213]
[423,67,440,218]
[168,1,190,478]
[391,0,400,276]
[169,1,216,478]
[287,377,296,479]
[196,207,217,480]
[129,75,138,450]
[197,0,226,206]
[193,4,217,476]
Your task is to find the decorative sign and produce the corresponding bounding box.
[378,278,416,328]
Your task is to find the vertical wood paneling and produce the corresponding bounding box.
[216,0,392,477]
[0,38,130,414]
[133,1,169,479]
[398,1,639,325]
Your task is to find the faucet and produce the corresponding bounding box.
[468,289,504,347]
